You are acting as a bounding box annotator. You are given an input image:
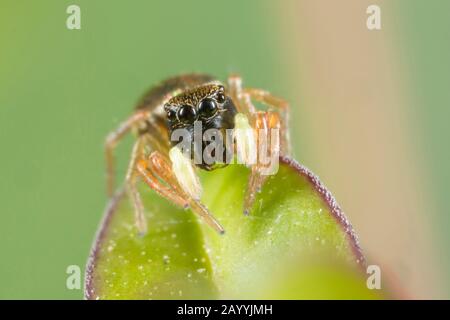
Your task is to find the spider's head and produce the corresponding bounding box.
[164,83,237,170]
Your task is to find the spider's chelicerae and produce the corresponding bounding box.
[105,74,291,235]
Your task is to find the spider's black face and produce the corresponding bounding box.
[164,84,237,170]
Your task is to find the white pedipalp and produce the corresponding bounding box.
[233,113,257,166]
[169,146,202,201]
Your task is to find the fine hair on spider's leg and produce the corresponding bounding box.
[105,110,150,197]
[255,114,281,176]
[233,113,257,166]
[137,155,189,209]
[189,200,225,234]
[243,112,281,215]
[125,136,148,235]
[127,134,189,235]
[145,129,225,234]
[126,128,190,235]
[227,74,288,215]
[167,147,225,234]
[244,87,291,156]
[120,118,224,235]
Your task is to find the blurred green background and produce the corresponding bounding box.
[0,0,448,299]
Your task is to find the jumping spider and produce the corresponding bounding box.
[105,74,291,235]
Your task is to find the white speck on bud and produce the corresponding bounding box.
[169,146,202,200]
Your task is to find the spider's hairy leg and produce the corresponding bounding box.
[228,74,257,166]
[141,149,224,234]
[243,88,292,156]
[228,74,248,115]
[228,74,288,215]
[189,200,225,235]
[136,154,189,210]
[131,153,188,235]
[168,147,202,201]
[105,110,150,197]
[233,113,257,166]
[129,140,192,235]
[243,111,281,215]
[125,137,148,235]
[168,148,225,233]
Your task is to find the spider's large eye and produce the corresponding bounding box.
[216,86,226,103]
[177,105,197,123]
[198,98,218,119]
[216,92,226,103]
[166,109,177,121]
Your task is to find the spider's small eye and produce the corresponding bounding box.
[177,105,197,123]
[167,109,176,121]
[216,92,226,103]
[198,98,218,118]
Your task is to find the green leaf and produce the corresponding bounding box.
[85,156,382,299]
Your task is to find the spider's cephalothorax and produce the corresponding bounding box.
[164,84,237,170]
[105,73,291,235]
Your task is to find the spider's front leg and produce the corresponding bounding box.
[105,110,150,197]
[128,141,224,235]
[243,111,282,214]
[243,87,291,156]
[228,74,292,215]
[167,147,225,234]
